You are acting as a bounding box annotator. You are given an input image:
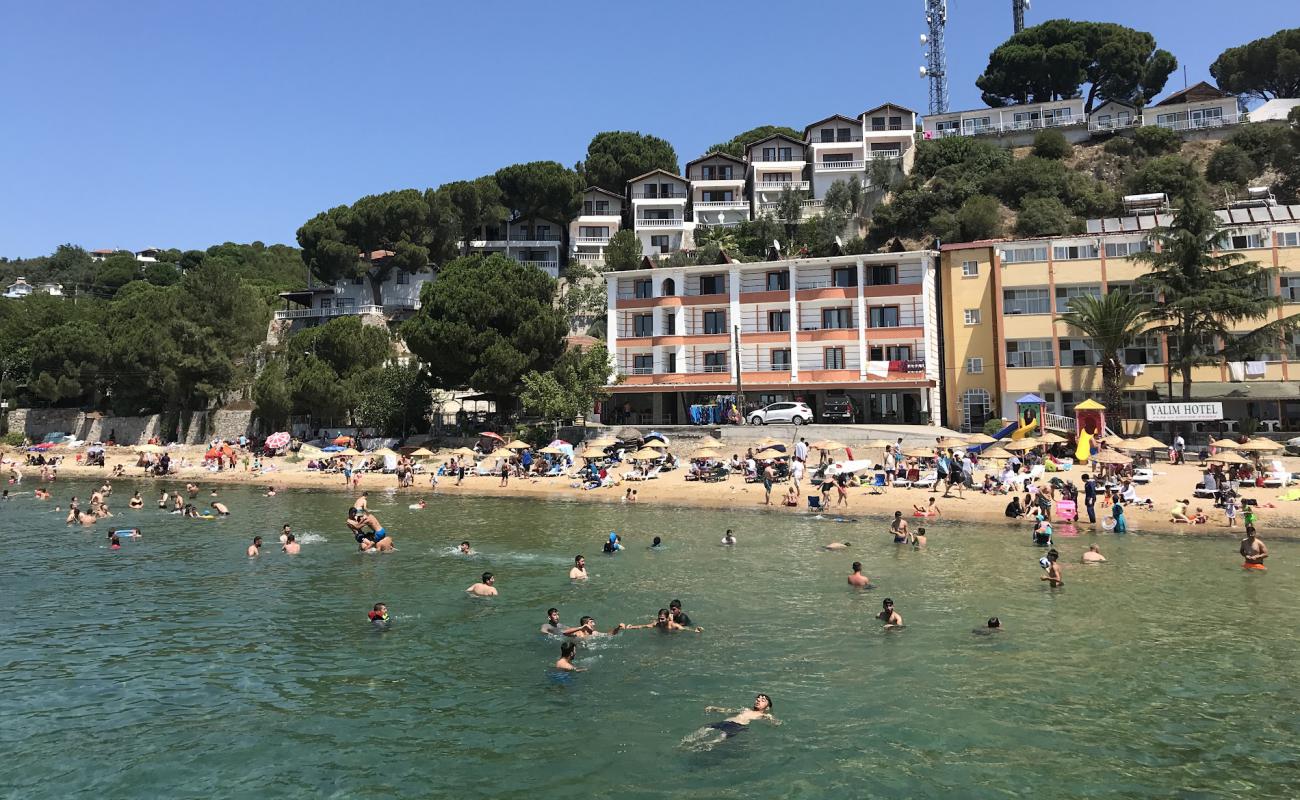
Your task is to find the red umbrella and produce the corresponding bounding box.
[205,447,221,459]
[480,432,504,442]
[333,435,353,445]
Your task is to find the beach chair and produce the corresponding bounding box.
[807,495,824,512]
[893,468,916,489]
[868,473,886,494]
[913,470,938,489]
[643,466,661,480]
[544,464,564,477]
[1262,460,1291,488]
[1132,468,1154,485]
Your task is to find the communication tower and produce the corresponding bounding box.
[919,0,948,115]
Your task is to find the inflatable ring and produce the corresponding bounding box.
[1102,518,1117,531]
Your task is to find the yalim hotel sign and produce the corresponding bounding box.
[1145,402,1224,422]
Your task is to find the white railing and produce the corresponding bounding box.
[867,150,901,160]
[758,199,825,212]
[1153,112,1245,132]
[518,260,559,275]
[574,252,605,264]
[574,236,610,244]
[693,200,748,209]
[635,192,688,199]
[811,135,864,143]
[636,218,685,227]
[701,364,729,373]
[756,180,809,191]
[925,116,1086,138]
[631,367,654,375]
[692,175,744,183]
[754,158,805,165]
[273,304,386,321]
[469,237,561,247]
[818,160,865,170]
[1088,117,1143,133]
[1042,411,1077,433]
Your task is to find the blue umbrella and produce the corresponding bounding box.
[322,445,344,452]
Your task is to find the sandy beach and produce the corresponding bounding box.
[13,442,1300,538]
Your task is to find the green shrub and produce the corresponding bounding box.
[1205,144,1260,187]
[983,418,1010,437]
[1104,137,1136,157]
[1132,126,1181,157]
[1125,155,1208,204]
[2,432,25,447]
[955,195,1003,241]
[1032,129,1073,160]
[1015,197,1081,237]
[1227,120,1289,171]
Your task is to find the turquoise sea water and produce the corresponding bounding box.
[2,482,1299,799]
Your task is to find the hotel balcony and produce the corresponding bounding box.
[755,180,810,192]
[574,234,611,245]
[274,304,387,321]
[469,236,562,248]
[815,160,866,171]
[693,200,749,210]
[867,150,902,160]
[635,217,687,228]
[518,260,559,277]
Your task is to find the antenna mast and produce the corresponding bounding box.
[1012,0,1029,33]
[919,0,948,115]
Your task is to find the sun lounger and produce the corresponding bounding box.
[912,470,938,489]
[1132,468,1154,484]
[1262,460,1291,488]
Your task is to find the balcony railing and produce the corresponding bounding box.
[470,236,561,247]
[274,304,386,320]
[754,157,804,164]
[1088,117,1142,132]
[635,191,688,199]
[1153,112,1245,132]
[701,364,729,373]
[574,236,611,244]
[631,366,654,375]
[574,252,605,264]
[636,218,685,227]
[756,180,809,192]
[811,135,864,143]
[692,174,743,182]
[818,160,865,170]
[518,260,559,275]
[693,200,748,209]
[867,150,901,160]
[927,116,1086,138]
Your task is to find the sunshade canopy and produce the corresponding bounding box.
[1088,449,1132,465]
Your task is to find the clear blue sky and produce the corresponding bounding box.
[0,0,1283,258]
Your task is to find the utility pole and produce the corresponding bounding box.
[1012,0,1029,33]
[733,324,745,422]
[920,0,949,115]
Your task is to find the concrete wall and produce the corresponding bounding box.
[6,408,253,445]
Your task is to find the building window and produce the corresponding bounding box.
[1055,284,1103,313]
[832,267,857,287]
[1280,275,1300,302]
[662,278,676,296]
[824,347,845,370]
[967,357,984,374]
[634,279,652,299]
[663,313,676,335]
[964,308,981,325]
[632,354,654,375]
[768,310,790,332]
[320,297,332,310]
[1001,246,1048,264]
[580,226,609,238]
[762,147,776,162]
[1107,281,1157,303]
[1006,339,1055,368]
[1104,240,1150,258]
[779,147,793,161]
[1059,337,1101,367]
[1123,333,1162,365]
[871,117,886,131]
[866,264,898,286]
[699,274,724,295]
[821,307,853,329]
[651,235,670,253]
[633,314,653,337]
[1222,232,1265,250]
[1277,232,1300,248]
[1003,288,1051,315]
[961,260,979,277]
[961,389,992,432]
[823,154,854,166]
[702,310,727,335]
[868,306,900,328]
[819,129,835,143]
[665,352,677,372]
[766,270,789,291]
[1053,244,1099,260]
[352,276,365,285]
[337,298,355,312]
[396,272,409,284]
[535,225,551,240]
[703,351,728,373]
[837,127,851,141]
[875,345,913,361]
[643,184,658,199]
[771,349,791,370]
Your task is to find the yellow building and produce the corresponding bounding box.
[940,198,1300,435]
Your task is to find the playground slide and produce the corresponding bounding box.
[1075,427,1093,462]
[966,420,1018,455]
[1010,417,1039,440]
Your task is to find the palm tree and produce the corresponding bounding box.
[1133,198,1300,399]
[1057,291,1150,421]
[693,224,738,253]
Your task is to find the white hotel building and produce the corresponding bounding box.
[603,251,941,426]
[570,187,625,266]
[629,169,695,257]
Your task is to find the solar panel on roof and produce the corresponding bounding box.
[1104,217,1121,232]
[1086,219,1102,233]
[1249,207,1269,222]
[1121,217,1139,231]
[1156,214,1173,226]
[1230,209,1250,223]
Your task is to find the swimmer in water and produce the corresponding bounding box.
[650,536,664,549]
[1040,548,1063,586]
[822,541,851,550]
[247,536,262,557]
[972,617,1002,635]
[128,491,143,509]
[541,608,564,634]
[109,534,121,550]
[1082,544,1106,563]
[720,529,737,546]
[265,486,277,497]
[210,502,229,517]
[358,510,393,552]
[556,641,583,672]
[622,608,703,633]
[913,497,941,517]
[848,561,870,588]
[282,533,300,555]
[353,492,368,512]
[910,527,927,548]
[279,524,291,544]
[877,598,903,628]
[112,528,141,539]
[890,511,909,543]
[186,483,199,498]
[368,603,389,626]
[458,540,473,555]
[569,556,590,582]
[562,615,623,637]
[668,600,692,627]
[684,695,776,750]
[1240,526,1268,569]
[467,572,498,597]
[602,532,623,553]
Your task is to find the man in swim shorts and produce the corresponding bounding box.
[541,608,564,634]
[848,561,870,588]
[694,695,775,744]
[890,511,909,543]
[1082,544,1106,563]
[1240,526,1268,569]
[569,555,588,580]
[282,533,300,555]
[359,511,393,552]
[563,615,623,637]
[247,536,262,557]
[1040,548,1063,586]
[878,598,903,628]
[668,600,693,627]
[467,572,498,596]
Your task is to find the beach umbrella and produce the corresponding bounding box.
[579,447,606,459]
[321,445,344,453]
[538,445,565,455]
[585,436,617,448]
[753,436,783,447]
[903,447,934,458]
[811,440,849,451]
[692,448,721,460]
[336,447,362,457]
[204,446,221,458]
[1114,436,1164,451]
[616,427,643,440]
[980,446,1014,460]
[754,447,788,460]
[136,443,165,454]
[410,447,435,457]
[630,447,664,460]
[332,435,352,445]
[265,432,291,449]
[1207,451,1251,465]
[1210,438,1241,449]
[1037,432,1068,445]
[644,431,670,445]
[451,447,478,458]
[370,448,399,458]
[1003,438,1040,452]
[862,439,894,449]
[1089,449,1133,465]
[478,432,504,442]
[964,433,997,445]
[643,440,669,450]
[937,437,968,448]
[504,439,531,450]
[1237,438,1283,452]
[693,435,723,449]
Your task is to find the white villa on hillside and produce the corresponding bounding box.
[3,277,64,299]
[686,153,748,228]
[468,217,563,277]
[747,133,810,220]
[570,187,624,267]
[628,169,694,257]
[273,250,434,332]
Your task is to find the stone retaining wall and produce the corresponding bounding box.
[5,408,253,446]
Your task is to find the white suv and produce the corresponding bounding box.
[749,402,813,426]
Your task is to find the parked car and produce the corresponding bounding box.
[749,402,813,426]
[821,395,855,424]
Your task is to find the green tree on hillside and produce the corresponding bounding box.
[977,20,1176,112]
[443,177,507,255]
[402,254,567,409]
[1134,200,1300,399]
[1125,156,1208,205]
[604,229,643,271]
[1210,29,1300,101]
[520,344,616,424]
[495,161,585,262]
[1057,292,1150,422]
[706,125,802,159]
[577,132,679,193]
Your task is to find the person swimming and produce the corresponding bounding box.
[972,617,1002,636]
[622,608,703,633]
[890,511,909,543]
[458,540,473,555]
[541,608,564,635]
[569,555,588,580]
[368,603,389,627]
[555,641,583,672]
[848,561,870,588]
[650,536,663,549]
[720,529,737,546]
[683,695,776,750]
[602,532,623,553]
[1040,549,1063,587]
[877,598,903,628]
[109,534,121,550]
